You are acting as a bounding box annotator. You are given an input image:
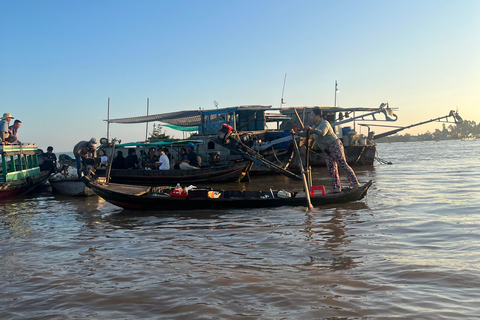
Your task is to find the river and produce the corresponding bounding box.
[1,139,479,319]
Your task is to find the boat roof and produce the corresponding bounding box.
[105,105,272,126]
[0,143,38,156]
[105,104,395,128]
[115,140,203,148]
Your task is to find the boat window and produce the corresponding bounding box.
[208,141,215,150]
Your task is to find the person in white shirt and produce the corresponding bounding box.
[155,147,170,170]
[98,150,108,167]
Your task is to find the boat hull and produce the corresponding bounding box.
[83,177,373,211]
[96,162,250,185]
[49,179,96,197]
[0,171,50,200]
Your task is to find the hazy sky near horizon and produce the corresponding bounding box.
[1,0,478,152]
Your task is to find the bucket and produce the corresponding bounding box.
[310,185,326,196]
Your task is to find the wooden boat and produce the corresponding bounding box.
[0,144,50,200]
[94,161,251,185]
[83,176,373,211]
[49,178,96,197]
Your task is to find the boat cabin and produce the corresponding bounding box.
[0,144,42,183]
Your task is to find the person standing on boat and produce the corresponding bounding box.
[73,138,97,178]
[0,113,16,145]
[40,146,57,173]
[179,142,201,169]
[141,147,159,170]
[295,107,359,193]
[155,147,170,170]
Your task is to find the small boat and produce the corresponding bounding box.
[0,143,50,200]
[49,178,96,197]
[83,176,373,211]
[95,161,252,185]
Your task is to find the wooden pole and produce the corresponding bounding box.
[107,98,110,143]
[291,132,313,211]
[145,98,149,141]
[106,140,116,184]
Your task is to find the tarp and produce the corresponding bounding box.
[161,123,199,132]
[106,110,202,126]
[115,140,203,148]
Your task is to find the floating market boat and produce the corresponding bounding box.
[82,176,373,211]
[95,140,253,184]
[104,103,398,170]
[0,143,50,199]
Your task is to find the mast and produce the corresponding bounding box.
[334,80,338,107]
[280,73,287,107]
[107,97,110,142]
[145,98,149,141]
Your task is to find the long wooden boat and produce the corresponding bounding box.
[49,178,96,197]
[0,144,50,200]
[83,176,373,211]
[95,161,251,185]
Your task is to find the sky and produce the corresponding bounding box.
[1,0,479,152]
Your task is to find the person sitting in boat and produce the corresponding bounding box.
[155,147,170,170]
[98,150,108,167]
[0,113,16,145]
[141,147,159,170]
[73,138,97,178]
[174,147,188,169]
[124,148,139,169]
[40,146,57,173]
[294,107,359,193]
[112,151,126,169]
[179,142,201,170]
[8,119,22,144]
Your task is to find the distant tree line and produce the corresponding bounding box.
[375,119,479,143]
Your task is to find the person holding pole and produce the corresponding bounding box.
[293,107,359,193]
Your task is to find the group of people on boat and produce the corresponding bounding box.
[0,113,22,145]
[109,142,202,171]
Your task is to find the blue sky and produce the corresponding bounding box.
[1,0,478,152]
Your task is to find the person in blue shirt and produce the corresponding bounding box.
[0,113,15,145]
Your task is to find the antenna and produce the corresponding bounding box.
[334,80,339,107]
[280,73,287,107]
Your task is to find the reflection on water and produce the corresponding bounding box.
[1,140,480,319]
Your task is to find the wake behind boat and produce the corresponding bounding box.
[83,176,373,211]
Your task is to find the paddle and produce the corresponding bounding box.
[290,132,313,211]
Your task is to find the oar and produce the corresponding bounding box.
[290,132,313,211]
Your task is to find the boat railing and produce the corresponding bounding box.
[0,143,40,182]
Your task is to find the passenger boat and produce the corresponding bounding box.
[96,160,252,185]
[0,144,50,199]
[82,176,373,211]
[95,140,253,184]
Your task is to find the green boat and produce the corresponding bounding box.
[0,144,50,200]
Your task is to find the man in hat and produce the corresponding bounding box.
[155,147,170,170]
[0,113,16,145]
[73,138,97,178]
[179,142,201,169]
